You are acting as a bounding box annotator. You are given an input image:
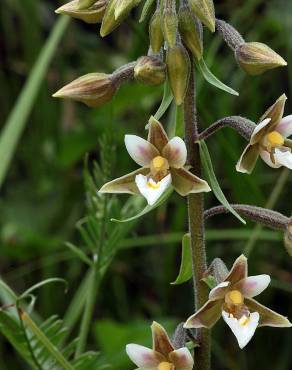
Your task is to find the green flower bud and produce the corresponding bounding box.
[178,5,203,60]
[235,42,287,75]
[188,0,215,32]
[166,43,190,105]
[284,221,292,257]
[53,73,117,108]
[78,0,97,9]
[161,1,178,48]
[115,0,141,20]
[149,10,164,53]
[134,56,166,86]
[100,0,121,37]
[56,0,107,24]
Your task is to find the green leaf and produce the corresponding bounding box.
[111,186,173,223]
[139,0,155,23]
[0,16,69,189]
[201,275,217,289]
[154,80,173,120]
[19,278,68,301]
[65,242,93,267]
[199,140,246,224]
[171,233,192,285]
[196,57,239,96]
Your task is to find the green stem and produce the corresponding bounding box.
[74,267,100,358]
[184,60,210,370]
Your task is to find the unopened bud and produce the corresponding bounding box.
[78,0,97,9]
[134,56,166,86]
[56,0,107,24]
[178,5,203,60]
[235,42,287,76]
[166,43,190,105]
[188,0,215,33]
[149,10,164,53]
[284,221,292,257]
[161,1,178,48]
[53,73,117,108]
[115,0,141,20]
[100,0,121,37]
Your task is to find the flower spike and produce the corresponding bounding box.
[100,116,210,205]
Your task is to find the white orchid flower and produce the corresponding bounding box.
[184,255,291,349]
[126,321,194,370]
[100,116,211,205]
[236,94,292,173]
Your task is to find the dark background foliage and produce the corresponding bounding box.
[0,0,291,369]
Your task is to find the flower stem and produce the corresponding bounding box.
[184,60,210,370]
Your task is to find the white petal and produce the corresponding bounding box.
[125,135,159,167]
[250,118,271,144]
[126,344,162,368]
[234,275,271,298]
[135,174,171,206]
[162,137,187,168]
[222,311,259,349]
[274,148,292,169]
[276,115,292,138]
[209,282,230,300]
[260,150,282,168]
[169,348,194,370]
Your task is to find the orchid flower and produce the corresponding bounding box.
[99,116,211,205]
[126,321,194,370]
[236,94,292,173]
[184,255,291,349]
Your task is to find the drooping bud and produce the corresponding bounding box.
[166,43,190,105]
[284,220,292,257]
[53,73,117,108]
[115,0,141,20]
[134,56,166,86]
[178,4,203,60]
[188,0,215,33]
[100,0,121,37]
[56,0,107,24]
[235,42,287,76]
[161,0,178,48]
[78,0,97,9]
[149,10,164,53]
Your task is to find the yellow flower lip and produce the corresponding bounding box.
[147,180,160,190]
[152,156,168,170]
[158,362,173,370]
[226,290,244,305]
[267,131,284,147]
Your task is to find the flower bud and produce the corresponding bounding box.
[56,0,107,24]
[188,0,215,33]
[284,220,292,257]
[166,43,190,105]
[161,1,178,48]
[53,73,117,108]
[114,0,141,20]
[178,5,203,60]
[235,42,287,76]
[149,10,164,53]
[100,0,121,37]
[134,56,166,86]
[78,0,97,9]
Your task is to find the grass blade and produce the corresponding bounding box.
[0,16,69,188]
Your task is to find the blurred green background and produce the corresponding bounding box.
[0,0,291,369]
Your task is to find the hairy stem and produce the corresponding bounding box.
[184,59,210,370]
[199,116,256,141]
